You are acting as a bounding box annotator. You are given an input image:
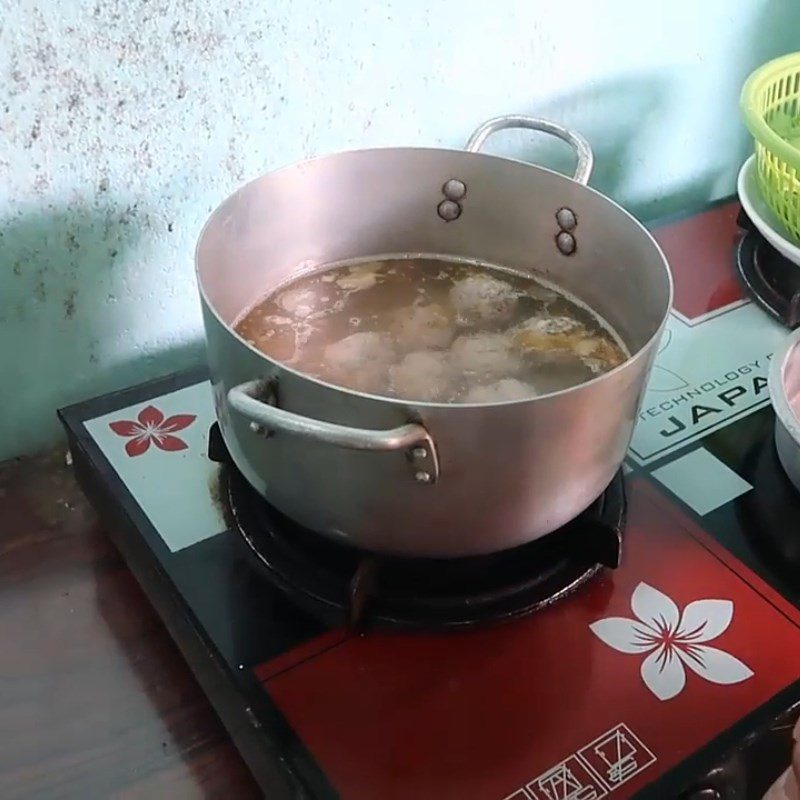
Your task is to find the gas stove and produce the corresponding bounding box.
[736,207,800,327]
[60,198,800,799]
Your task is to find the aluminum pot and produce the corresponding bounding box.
[769,328,800,492]
[196,116,672,557]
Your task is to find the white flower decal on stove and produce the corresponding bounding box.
[590,582,753,701]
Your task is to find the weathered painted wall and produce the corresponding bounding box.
[1,0,798,458]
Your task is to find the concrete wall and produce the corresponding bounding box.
[2,0,798,458]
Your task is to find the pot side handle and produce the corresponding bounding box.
[465,115,594,186]
[227,380,440,484]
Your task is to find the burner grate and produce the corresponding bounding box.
[209,423,626,629]
[736,208,800,328]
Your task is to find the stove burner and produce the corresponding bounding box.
[208,423,626,628]
[736,207,800,328]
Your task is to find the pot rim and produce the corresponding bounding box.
[195,145,674,408]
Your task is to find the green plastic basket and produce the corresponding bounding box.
[741,51,800,241]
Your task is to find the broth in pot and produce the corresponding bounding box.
[235,257,628,403]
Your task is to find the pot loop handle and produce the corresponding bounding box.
[465,115,594,185]
[228,379,440,484]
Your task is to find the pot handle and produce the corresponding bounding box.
[227,380,440,484]
[465,115,594,185]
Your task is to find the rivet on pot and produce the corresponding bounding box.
[437,199,462,221]
[411,446,428,460]
[442,178,467,201]
[556,230,577,255]
[415,470,433,484]
[556,207,577,231]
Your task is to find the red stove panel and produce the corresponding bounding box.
[654,203,743,321]
[257,479,800,800]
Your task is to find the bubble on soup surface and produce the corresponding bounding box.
[390,303,455,352]
[277,288,318,318]
[262,314,293,326]
[449,273,519,327]
[463,378,537,403]
[322,331,396,392]
[335,263,384,292]
[389,351,454,402]
[512,315,590,356]
[450,333,522,380]
[513,314,582,342]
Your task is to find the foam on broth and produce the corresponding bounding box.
[234,255,629,403]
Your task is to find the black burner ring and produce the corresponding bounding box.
[210,423,626,629]
[736,208,800,328]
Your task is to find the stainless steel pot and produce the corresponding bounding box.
[196,116,673,557]
[769,328,800,491]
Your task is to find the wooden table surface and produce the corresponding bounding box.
[0,451,261,799]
